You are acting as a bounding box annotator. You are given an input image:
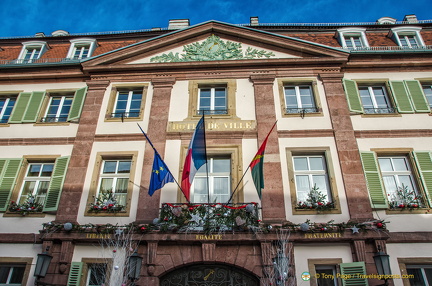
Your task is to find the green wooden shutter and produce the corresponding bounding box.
[412,151,432,206]
[8,92,32,123]
[404,80,430,113]
[389,81,414,113]
[43,156,70,212]
[0,159,23,211]
[22,91,45,122]
[340,262,368,286]
[360,152,388,209]
[67,262,83,286]
[68,87,88,121]
[343,79,364,113]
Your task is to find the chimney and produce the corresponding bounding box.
[403,14,418,23]
[250,16,259,26]
[168,19,190,30]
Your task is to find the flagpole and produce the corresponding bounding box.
[137,123,191,204]
[201,113,210,204]
[226,121,277,205]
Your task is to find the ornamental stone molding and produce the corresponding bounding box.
[150,34,275,62]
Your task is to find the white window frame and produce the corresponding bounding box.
[96,160,132,206]
[284,84,317,113]
[292,155,332,203]
[422,83,432,108]
[377,156,420,201]
[112,89,143,118]
[18,162,54,205]
[0,96,17,123]
[192,157,231,203]
[406,265,432,285]
[66,38,97,59]
[17,41,47,63]
[86,263,107,286]
[389,27,425,48]
[315,265,339,286]
[358,85,393,114]
[43,95,73,122]
[336,28,369,49]
[0,264,26,285]
[197,85,227,115]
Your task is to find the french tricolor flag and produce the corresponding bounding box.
[181,116,206,201]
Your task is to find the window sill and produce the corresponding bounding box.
[283,112,323,118]
[385,208,430,214]
[3,211,46,218]
[104,117,142,122]
[360,113,401,118]
[33,122,71,126]
[84,211,129,217]
[292,208,341,215]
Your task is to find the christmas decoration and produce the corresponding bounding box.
[8,194,43,215]
[296,185,335,211]
[88,190,125,213]
[351,226,360,234]
[389,184,423,210]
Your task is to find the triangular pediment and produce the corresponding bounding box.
[84,21,348,67]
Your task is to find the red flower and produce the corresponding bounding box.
[103,206,107,210]
[257,219,261,222]
[93,205,99,209]
[164,217,168,221]
[398,204,405,208]
[189,207,194,211]
[108,204,114,207]
[376,222,383,228]
[318,202,323,206]
[412,204,418,208]
[140,226,146,230]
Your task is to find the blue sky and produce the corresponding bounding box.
[0,0,431,38]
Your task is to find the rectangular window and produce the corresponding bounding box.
[192,157,231,203]
[23,47,41,62]
[42,95,73,122]
[315,265,338,286]
[378,156,423,207]
[72,44,90,60]
[406,265,432,285]
[344,35,363,49]
[0,96,17,124]
[198,86,227,115]
[112,89,142,118]
[358,85,394,114]
[293,155,332,203]
[399,34,419,48]
[422,84,432,108]
[19,162,54,205]
[0,265,25,285]
[97,160,131,207]
[86,263,107,286]
[284,85,317,114]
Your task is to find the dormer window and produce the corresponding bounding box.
[66,38,97,60]
[389,27,424,48]
[336,28,369,49]
[18,41,47,63]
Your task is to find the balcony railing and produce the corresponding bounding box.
[0,58,82,65]
[364,107,396,114]
[197,109,228,115]
[347,45,432,52]
[110,112,141,121]
[158,202,261,233]
[40,116,68,123]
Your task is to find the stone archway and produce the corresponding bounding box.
[160,263,260,286]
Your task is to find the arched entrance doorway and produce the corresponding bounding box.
[160,263,260,286]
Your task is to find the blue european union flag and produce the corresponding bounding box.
[148,153,174,196]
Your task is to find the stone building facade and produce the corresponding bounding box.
[0,15,432,286]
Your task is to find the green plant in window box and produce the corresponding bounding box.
[296,185,335,211]
[9,194,43,215]
[88,190,125,213]
[389,184,422,210]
